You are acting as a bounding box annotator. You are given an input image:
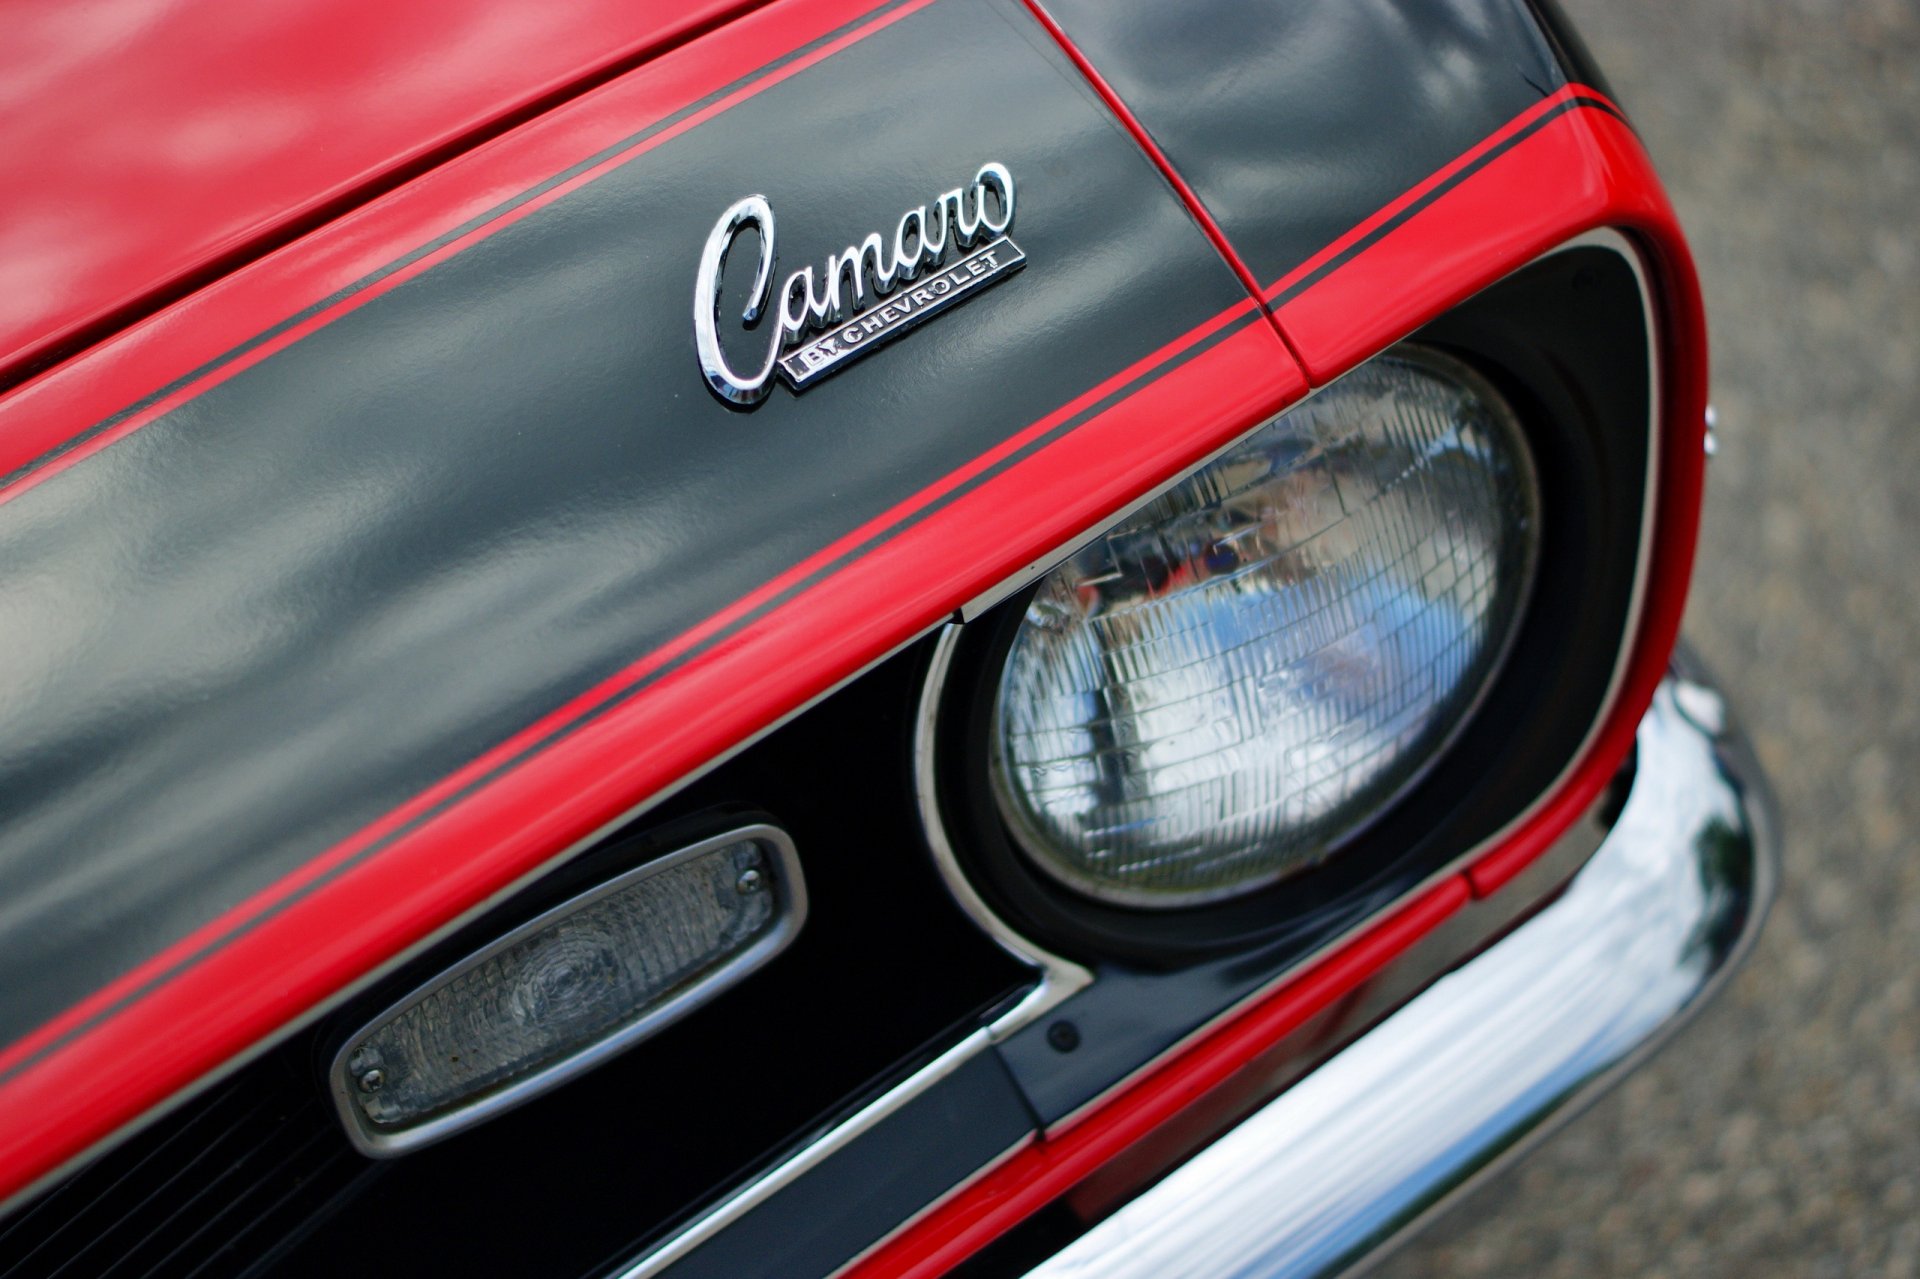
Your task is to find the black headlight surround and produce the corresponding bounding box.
[922,242,1655,964]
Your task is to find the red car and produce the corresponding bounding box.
[0,1,1774,1275]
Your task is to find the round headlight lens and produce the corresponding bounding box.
[990,347,1540,908]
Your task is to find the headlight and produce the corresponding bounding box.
[990,346,1540,908]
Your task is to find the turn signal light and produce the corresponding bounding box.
[329,825,805,1154]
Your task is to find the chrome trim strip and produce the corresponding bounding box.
[329,824,808,1157]
[915,624,1095,1040]
[1023,666,1778,1279]
[614,1030,997,1279]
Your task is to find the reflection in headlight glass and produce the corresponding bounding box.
[992,347,1541,907]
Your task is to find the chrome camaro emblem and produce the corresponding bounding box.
[694,162,1023,405]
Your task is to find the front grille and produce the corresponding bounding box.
[0,640,1029,1278]
[0,1058,365,1279]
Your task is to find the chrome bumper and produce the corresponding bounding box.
[1025,658,1779,1279]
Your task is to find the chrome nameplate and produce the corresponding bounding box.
[694,162,1020,406]
[777,236,1025,389]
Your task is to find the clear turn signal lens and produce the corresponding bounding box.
[331,825,805,1154]
[991,346,1541,908]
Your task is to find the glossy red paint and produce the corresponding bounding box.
[0,0,1304,1202]
[1265,87,1636,377]
[0,0,772,389]
[842,877,1471,1279]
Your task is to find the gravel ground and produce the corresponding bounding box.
[1385,2,1920,1276]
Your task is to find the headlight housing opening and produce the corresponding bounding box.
[989,346,1542,910]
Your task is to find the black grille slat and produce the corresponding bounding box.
[84,1103,321,1279]
[0,1080,257,1266]
[62,1093,285,1277]
[134,1127,336,1279]
[0,1053,366,1279]
[182,1147,367,1279]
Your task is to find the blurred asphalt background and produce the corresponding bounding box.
[1387,1,1920,1276]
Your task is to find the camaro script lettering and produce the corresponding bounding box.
[693,162,1022,404]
